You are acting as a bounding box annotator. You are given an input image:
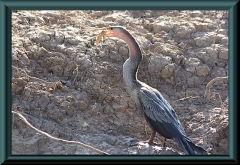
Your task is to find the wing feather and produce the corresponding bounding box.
[139,87,173,123]
[139,86,188,138]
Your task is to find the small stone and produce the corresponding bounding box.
[196,64,210,77]
[219,48,228,60]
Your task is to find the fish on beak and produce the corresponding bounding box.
[95,28,115,44]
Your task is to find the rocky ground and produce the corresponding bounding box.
[12,10,228,155]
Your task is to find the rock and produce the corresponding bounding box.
[76,57,92,70]
[196,64,210,77]
[55,32,65,43]
[50,65,64,76]
[184,57,201,67]
[12,77,28,95]
[221,37,228,44]
[175,23,196,38]
[152,22,172,33]
[211,67,227,78]
[187,76,200,87]
[148,54,172,75]
[161,63,175,79]
[206,47,218,58]
[118,46,128,56]
[218,48,228,60]
[32,46,49,60]
[189,11,203,17]
[193,32,214,47]
[92,11,103,17]
[206,128,219,146]
[75,91,90,111]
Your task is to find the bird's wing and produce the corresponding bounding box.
[139,87,186,133]
[154,89,179,121]
[139,87,172,123]
[139,87,191,141]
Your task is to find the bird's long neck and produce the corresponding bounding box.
[118,30,142,91]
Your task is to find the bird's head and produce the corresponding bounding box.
[95,26,125,44]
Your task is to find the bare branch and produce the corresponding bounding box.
[204,76,228,102]
[12,111,109,155]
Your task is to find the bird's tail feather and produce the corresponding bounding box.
[175,137,208,155]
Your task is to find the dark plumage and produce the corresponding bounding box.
[99,26,208,155]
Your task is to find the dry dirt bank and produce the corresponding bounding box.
[12,10,228,155]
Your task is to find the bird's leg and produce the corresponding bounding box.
[162,137,166,147]
[148,131,167,147]
[147,131,156,145]
[129,131,157,147]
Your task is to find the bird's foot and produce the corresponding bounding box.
[161,141,167,147]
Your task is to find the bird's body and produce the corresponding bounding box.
[97,26,207,155]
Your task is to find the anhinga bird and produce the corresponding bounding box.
[96,26,208,155]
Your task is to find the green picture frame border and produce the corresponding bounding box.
[0,0,238,164]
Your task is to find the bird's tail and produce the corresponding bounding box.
[175,137,208,155]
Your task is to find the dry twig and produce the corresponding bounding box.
[12,111,109,155]
[204,76,228,102]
